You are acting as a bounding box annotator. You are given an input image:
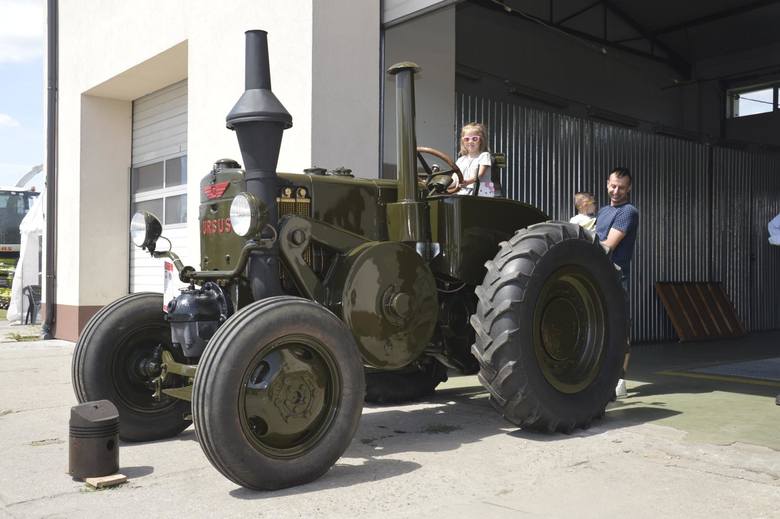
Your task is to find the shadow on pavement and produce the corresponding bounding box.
[216,386,683,497]
[113,377,693,497]
[228,458,422,499]
[120,465,155,478]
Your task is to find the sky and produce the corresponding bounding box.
[0,0,44,190]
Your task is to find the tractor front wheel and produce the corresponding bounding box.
[71,292,191,441]
[192,296,365,490]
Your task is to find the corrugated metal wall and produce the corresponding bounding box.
[712,149,780,333]
[752,154,780,330]
[457,93,780,342]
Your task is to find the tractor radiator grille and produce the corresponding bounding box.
[278,186,329,292]
[278,185,312,266]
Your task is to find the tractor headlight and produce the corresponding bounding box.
[130,211,163,251]
[229,192,264,237]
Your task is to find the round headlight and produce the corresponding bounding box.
[129,211,162,250]
[230,193,261,237]
[130,212,148,247]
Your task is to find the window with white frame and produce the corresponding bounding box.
[727,84,779,118]
[131,155,187,226]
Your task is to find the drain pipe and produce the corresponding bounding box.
[41,0,58,339]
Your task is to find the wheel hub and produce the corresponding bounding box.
[112,331,183,412]
[540,296,580,361]
[269,371,316,422]
[241,338,338,457]
[533,266,607,394]
[134,345,163,380]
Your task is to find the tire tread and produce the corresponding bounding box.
[471,221,625,432]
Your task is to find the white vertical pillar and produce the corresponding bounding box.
[312,1,381,178]
[383,7,456,175]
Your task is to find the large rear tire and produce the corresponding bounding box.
[71,292,191,441]
[471,222,627,432]
[192,296,365,490]
[364,358,448,404]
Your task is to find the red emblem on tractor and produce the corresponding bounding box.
[203,181,230,200]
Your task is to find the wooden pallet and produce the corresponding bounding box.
[655,282,746,342]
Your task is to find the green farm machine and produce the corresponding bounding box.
[0,188,39,308]
[72,30,627,490]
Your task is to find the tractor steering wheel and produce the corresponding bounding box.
[417,146,464,192]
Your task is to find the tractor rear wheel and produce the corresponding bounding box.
[72,292,191,441]
[192,296,364,490]
[364,358,448,404]
[471,222,627,432]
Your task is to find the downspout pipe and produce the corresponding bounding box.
[42,0,58,339]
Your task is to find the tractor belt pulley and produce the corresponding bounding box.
[326,241,438,369]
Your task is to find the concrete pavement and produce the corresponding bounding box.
[1,328,779,518]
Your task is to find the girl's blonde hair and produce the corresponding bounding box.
[574,192,596,214]
[459,122,489,156]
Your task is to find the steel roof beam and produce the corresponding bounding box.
[555,0,602,25]
[600,0,691,78]
[652,0,780,36]
[470,0,690,78]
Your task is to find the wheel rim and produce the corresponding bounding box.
[533,266,607,393]
[239,334,341,458]
[111,324,182,413]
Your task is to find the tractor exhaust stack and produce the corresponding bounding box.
[386,62,428,244]
[226,30,292,300]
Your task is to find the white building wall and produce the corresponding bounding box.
[312,1,380,177]
[77,95,132,305]
[55,0,379,338]
[383,7,456,174]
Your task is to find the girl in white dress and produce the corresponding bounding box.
[453,122,495,197]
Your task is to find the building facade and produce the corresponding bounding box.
[50,1,780,341]
[52,1,400,339]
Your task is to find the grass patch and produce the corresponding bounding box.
[6,332,39,342]
[0,309,6,320]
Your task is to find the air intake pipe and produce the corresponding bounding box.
[226,30,292,300]
[386,62,429,245]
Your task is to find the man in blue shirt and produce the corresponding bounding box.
[769,212,780,246]
[596,167,639,399]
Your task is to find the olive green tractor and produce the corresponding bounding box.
[72,30,627,490]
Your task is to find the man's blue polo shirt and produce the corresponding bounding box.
[596,202,639,276]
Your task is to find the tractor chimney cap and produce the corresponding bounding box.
[226,29,292,130]
[387,62,420,75]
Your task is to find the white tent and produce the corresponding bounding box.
[7,188,44,324]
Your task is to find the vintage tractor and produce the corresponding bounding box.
[72,30,627,490]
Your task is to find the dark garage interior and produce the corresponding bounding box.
[453,0,780,342]
[383,0,780,444]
